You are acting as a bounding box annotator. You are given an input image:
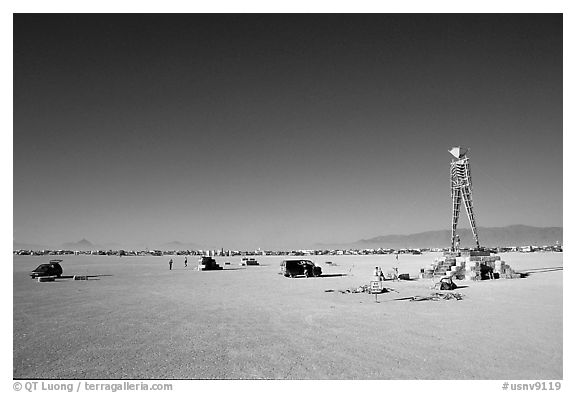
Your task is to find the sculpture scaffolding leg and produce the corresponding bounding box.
[461,185,480,249]
[451,187,462,251]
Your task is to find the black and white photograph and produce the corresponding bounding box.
[9,4,569,388]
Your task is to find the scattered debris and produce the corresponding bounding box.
[334,285,397,294]
[395,292,464,301]
[340,284,369,294]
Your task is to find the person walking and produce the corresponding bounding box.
[184,256,188,268]
[169,259,173,270]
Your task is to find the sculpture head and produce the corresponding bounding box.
[449,146,469,159]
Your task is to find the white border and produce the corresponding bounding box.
[4,4,572,393]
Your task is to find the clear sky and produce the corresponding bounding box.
[13,14,562,250]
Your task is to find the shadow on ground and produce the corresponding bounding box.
[517,266,563,275]
[320,274,348,278]
[282,274,348,278]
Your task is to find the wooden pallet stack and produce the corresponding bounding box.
[420,251,518,281]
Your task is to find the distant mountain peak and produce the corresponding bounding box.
[61,238,96,250]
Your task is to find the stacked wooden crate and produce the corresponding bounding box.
[463,255,519,280]
[421,252,518,281]
[420,256,460,279]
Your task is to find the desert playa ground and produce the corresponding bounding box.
[13,252,562,380]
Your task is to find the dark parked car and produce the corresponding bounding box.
[241,257,259,266]
[197,256,223,270]
[280,259,322,278]
[30,259,63,278]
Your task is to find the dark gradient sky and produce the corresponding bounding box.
[13,14,562,249]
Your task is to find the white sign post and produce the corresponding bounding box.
[370,281,383,302]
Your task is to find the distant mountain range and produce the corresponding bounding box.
[317,225,563,249]
[13,238,206,251]
[159,241,204,250]
[14,225,562,251]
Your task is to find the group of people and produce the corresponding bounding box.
[374,266,400,281]
[374,254,400,281]
[168,256,188,270]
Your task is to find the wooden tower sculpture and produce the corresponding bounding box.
[449,146,480,251]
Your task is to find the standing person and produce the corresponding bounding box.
[184,256,188,268]
[169,259,173,270]
[374,266,380,280]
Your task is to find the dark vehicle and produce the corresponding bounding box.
[197,256,223,271]
[30,259,63,278]
[241,257,259,266]
[280,259,322,278]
